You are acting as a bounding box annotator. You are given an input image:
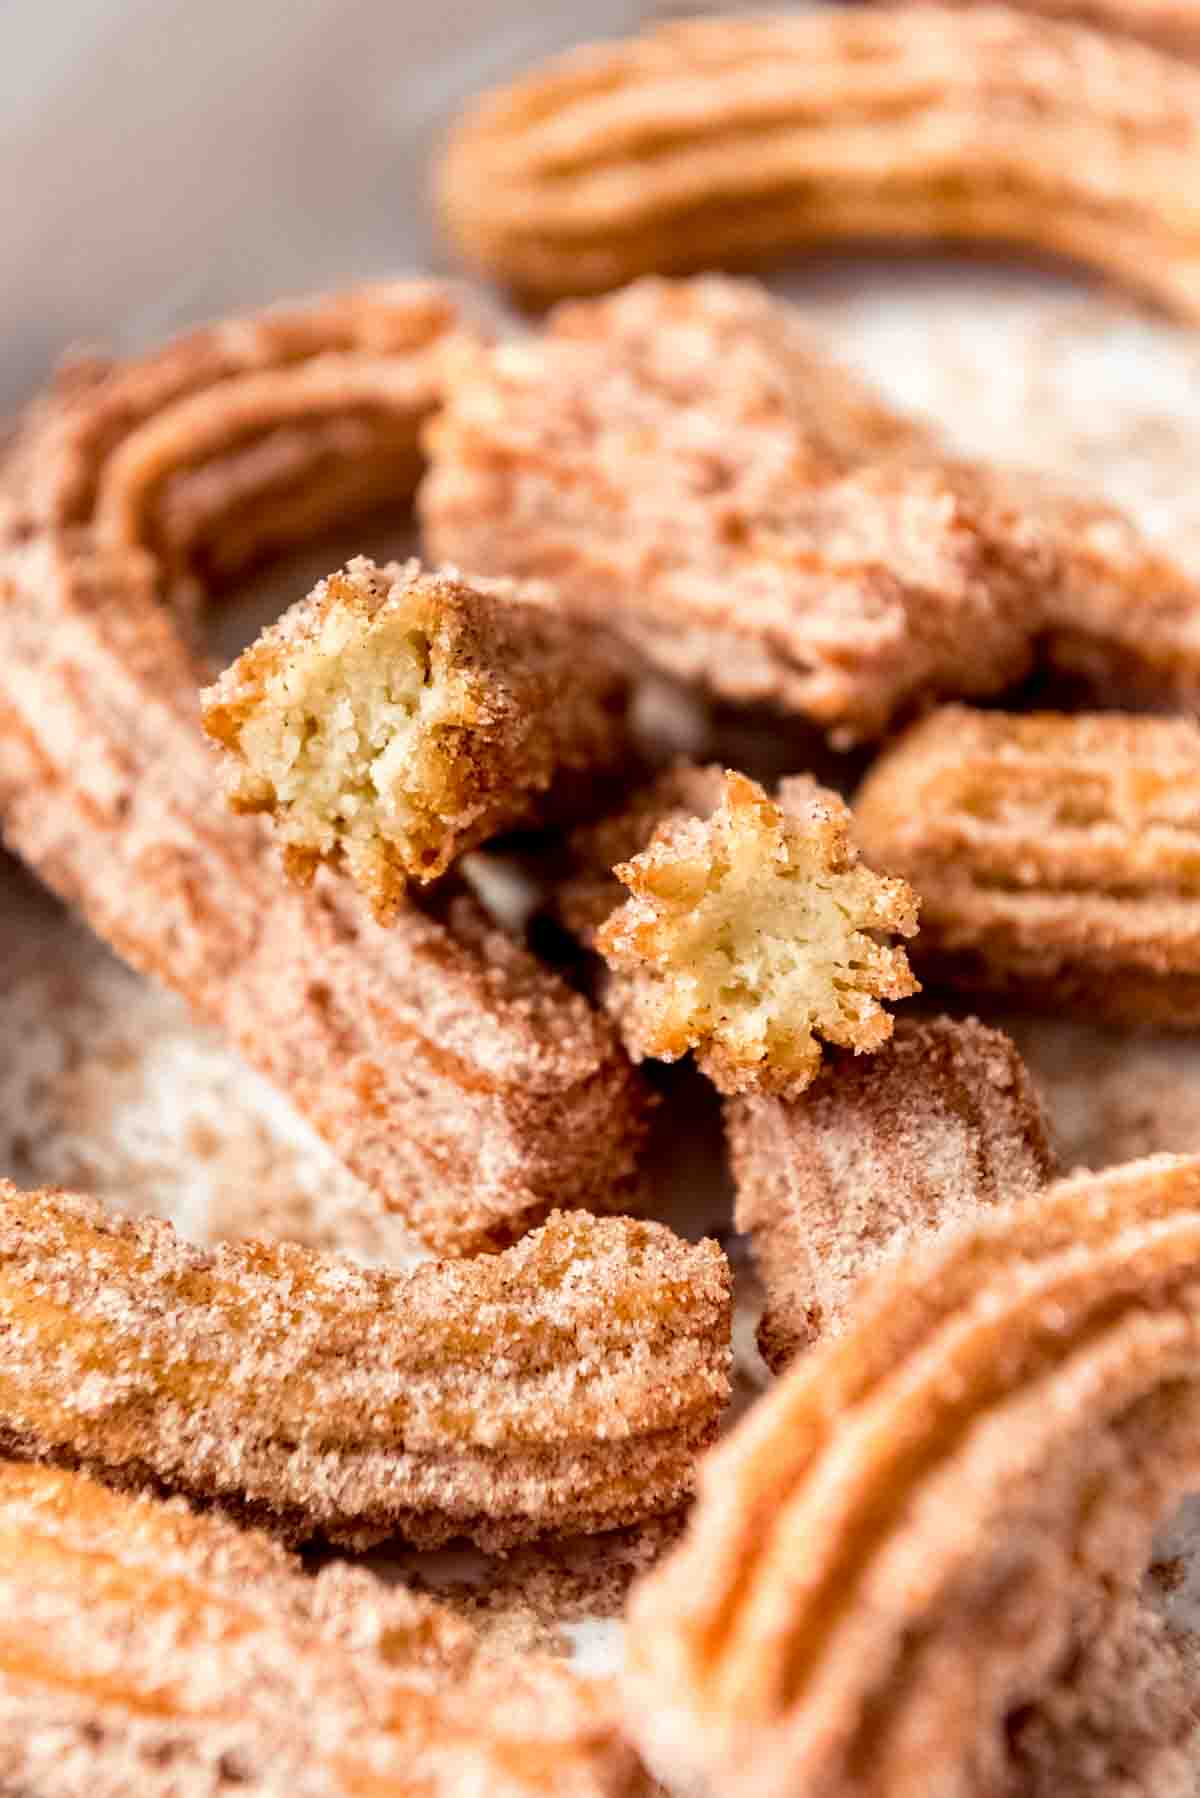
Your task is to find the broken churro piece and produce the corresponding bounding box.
[623,1154,1200,1798]
[422,279,1045,743]
[0,1181,731,1551]
[436,8,1200,319]
[855,706,1200,1027]
[728,1015,1058,1368]
[571,766,918,1096]
[0,287,653,1256]
[0,1461,652,1797]
[202,556,630,918]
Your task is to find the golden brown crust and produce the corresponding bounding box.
[875,0,1200,60]
[623,1154,1200,1798]
[436,7,1200,318]
[423,276,1200,742]
[1,281,471,594]
[584,768,918,1096]
[728,1016,1058,1366]
[854,706,1200,1027]
[202,556,631,918]
[0,1181,731,1551]
[0,284,654,1256]
[0,1462,653,1797]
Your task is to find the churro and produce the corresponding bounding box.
[436,7,1200,319]
[877,0,1200,60]
[855,706,1200,1026]
[202,556,630,918]
[0,288,653,1256]
[423,276,1200,741]
[624,1154,1200,1798]
[0,1461,651,1797]
[566,764,918,1096]
[728,1015,1057,1368]
[0,1180,731,1550]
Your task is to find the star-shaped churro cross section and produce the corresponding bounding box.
[594,770,919,1096]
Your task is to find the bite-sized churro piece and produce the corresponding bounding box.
[0,1181,732,1551]
[878,0,1200,61]
[854,706,1200,1027]
[622,1154,1200,1798]
[583,767,918,1096]
[422,278,1048,743]
[1,280,475,597]
[728,1015,1058,1368]
[436,8,1200,319]
[0,1462,652,1798]
[0,534,651,1254]
[202,556,631,918]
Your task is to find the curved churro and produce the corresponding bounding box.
[623,1154,1200,1798]
[0,1461,651,1797]
[423,276,1200,741]
[2,280,467,595]
[0,287,653,1255]
[0,1181,731,1550]
[729,1015,1058,1368]
[855,706,1200,1027]
[437,7,1200,319]
[203,556,631,918]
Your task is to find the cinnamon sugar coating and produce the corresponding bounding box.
[423,276,1200,742]
[581,767,918,1096]
[855,706,1200,1027]
[1,280,475,599]
[436,8,1200,319]
[0,1182,731,1550]
[0,538,651,1257]
[422,278,1042,744]
[203,556,630,919]
[0,1462,652,1797]
[623,1154,1200,1798]
[728,1016,1058,1368]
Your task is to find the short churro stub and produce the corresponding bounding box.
[729,1015,1058,1368]
[202,556,631,918]
[854,706,1200,1027]
[593,768,919,1097]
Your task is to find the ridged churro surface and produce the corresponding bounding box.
[624,1154,1200,1798]
[0,1462,651,1797]
[0,1181,731,1550]
[436,8,1200,318]
[855,706,1200,1026]
[729,1015,1057,1367]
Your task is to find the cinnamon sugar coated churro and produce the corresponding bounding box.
[623,1154,1200,1798]
[436,7,1200,319]
[586,767,919,1096]
[202,556,630,918]
[0,288,653,1256]
[423,275,1200,741]
[855,706,1200,1026]
[0,1461,652,1797]
[729,1015,1058,1368]
[0,1181,731,1549]
[1,280,474,597]
[422,278,1045,743]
